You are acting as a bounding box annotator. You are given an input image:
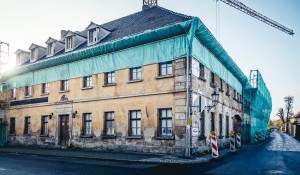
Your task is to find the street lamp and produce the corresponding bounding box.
[205,90,219,112]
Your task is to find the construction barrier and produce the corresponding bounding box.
[255,131,259,144]
[237,133,241,148]
[210,131,219,158]
[258,132,262,143]
[230,131,236,152]
[262,131,265,141]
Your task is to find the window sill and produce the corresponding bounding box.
[127,79,143,84]
[102,135,116,139]
[24,95,32,98]
[40,135,49,137]
[210,84,216,88]
[226,92,230,96]
[40,93,49,96]
[126,135,143,139]
[154,136,174,140]
[102,83,116,87]
[81,135,93,138]
[156,75,174,79]
[219,89,224,93]
[81,87,93,90]
[59,90,70,93]
[199,76,207,82]
[23,134,31,136]
[11,97,16,100]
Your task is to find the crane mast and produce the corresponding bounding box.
[218,0,294,35]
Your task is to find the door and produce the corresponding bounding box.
[59,115,70,146]
[296,125,300,139]
[0,121,7,147]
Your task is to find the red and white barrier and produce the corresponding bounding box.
[210,131,219,158]
[230,131,236,152]
[237,133,241,148]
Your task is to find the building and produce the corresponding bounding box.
[0,1,271,155]
[290,111,300,138]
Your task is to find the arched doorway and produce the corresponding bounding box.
[233,115,242,134]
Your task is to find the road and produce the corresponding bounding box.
[0,132,299,175]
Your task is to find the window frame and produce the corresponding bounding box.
[105,71,115,85]
[129,110,142,136]
[66,36,73,51]
[24,116,31,135]
[219,114,223,137]
[159,61,173,77]
[158,108,173,137]
[83,75,93,88]
[60,80,69,91]
[210,71,215,86]
[10,117,16,135]
[129,67,142,81]
[88,28,98,45]
[25,86,31,96]
[104,112,115,136]
[226,115,230,136]
[199,63,205,78]
[11,88,16,99]
[82,113,92,136]
[41,83,49,94]
[41,115,49,136]
[200,110,205,137]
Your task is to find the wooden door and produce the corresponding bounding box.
[59,115,70,146]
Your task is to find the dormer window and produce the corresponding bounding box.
[31,48,38,61]
[47,42,55,56]
[88,28,98,45]
[16,54,21,65]
[66,36,73,51]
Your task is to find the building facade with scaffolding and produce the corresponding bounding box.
[0,2,271,154]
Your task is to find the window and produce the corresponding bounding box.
[88,28,98,44]
[11,88,16,98]
[31,48,38,61]
[10,118,15,135]
[104,112,114,135]
[210,71,215,86]
[66,36,73,50]
[83,76,92,88]
[0,118,2,122]
[233,90,236,99]
[220,79,223,91]
[211,112,215,132]
[130,67,142,81]
[219,114,223,137]
[226,115,229,136]
[16,54,21,65]
[25,86,31,96]
[41,116,48,136]
[105,72,115,84]
[61,80,69,91]
[200,111,205,136]
[129,110,141,136]
[199,63,205,78]
[82,113,92,136]
[226,84,230,96]
[47,42,55,55]
[41,83,49,94]
[159,62,172,76]
[159,109,172,136]
[24,116,30,134]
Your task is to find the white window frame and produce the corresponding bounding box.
[88,28,98,45]
[61,80,69,91]
[41,83,49,94]
[66,36,73,51]
[11,88,16,99]
[47,42,55,56]
[83,76,93,88]
[25,86,32,96]
[30,48,38,62]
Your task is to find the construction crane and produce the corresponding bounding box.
[216,0,294,35]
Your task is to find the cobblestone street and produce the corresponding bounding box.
[266,132,300,152]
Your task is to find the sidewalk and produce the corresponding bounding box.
[0,144,259,164]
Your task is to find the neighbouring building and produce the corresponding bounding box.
[0,1,271,154]
[290,111,300,138]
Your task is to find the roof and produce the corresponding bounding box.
[292,111,300,119]
[15,6,191,65]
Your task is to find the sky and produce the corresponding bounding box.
[0,0,299,120]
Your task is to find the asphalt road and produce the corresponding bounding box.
[0,132,299,175]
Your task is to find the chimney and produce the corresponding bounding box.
[61,30,68,39]
[143,0,157,10]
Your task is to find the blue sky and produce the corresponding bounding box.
[0,0,299,120]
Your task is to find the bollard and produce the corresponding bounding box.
[236,133,241,148]
[230,131,236,152]
[262,131,265,141]
[258,132,262,143]
[210,131,219,158]
[255,131,259,144]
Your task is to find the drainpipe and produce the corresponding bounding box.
[185,45,191,157]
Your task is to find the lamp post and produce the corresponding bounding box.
[205,90,219,112]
